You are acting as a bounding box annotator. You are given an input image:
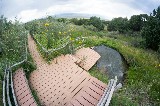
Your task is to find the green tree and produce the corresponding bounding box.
[90,16,104,31]
[129,14,148,31]
[57,18,69,23]
[141,6,160,50]
[107,17,129,33]
[70,18,79,25]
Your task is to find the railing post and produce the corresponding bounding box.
[97,76,117,106]
[10,69,18,106]
[6,69,12,106]
[3,69,7,106]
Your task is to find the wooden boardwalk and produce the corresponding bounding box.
[13,68,37,106]
[27,35,107,106]
[74,47,101,71]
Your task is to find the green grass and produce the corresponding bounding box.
[110,93,139,106]
[84,35,160,105]
[0,81,2,106]
[31,90,41,106]
[89,66,108,84]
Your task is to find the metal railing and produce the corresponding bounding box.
[32,34,71,53]
[31,33,87,55]
[2,39,31,106]
[97,76,118,106]
[3,67,7,106]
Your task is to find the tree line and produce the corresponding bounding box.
[108,6,160,51]
[70,6,160,51]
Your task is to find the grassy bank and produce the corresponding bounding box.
[85,35,160,105]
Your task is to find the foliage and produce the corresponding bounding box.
[0,16,27,70]
[25,17,91,61]
[107,17,129,33]
[70,18,90,25]
[0,81,2,106]
[141,6,160,50]
[129,14,148,31]
[70,16,104,31]
[57,18,68,23]
[83,25,98,31]
[89,66,108,84]
[106,6,160,52]
[110,93,138,106]
[90,16,104,31]
[0,16,36,105]
[31,90,41,106]
[21,52,37,79]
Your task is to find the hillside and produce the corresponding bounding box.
[0,6,160,106]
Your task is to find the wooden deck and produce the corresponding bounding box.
[24,35,108,106]
[74,47,101,71]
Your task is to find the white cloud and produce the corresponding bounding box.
[8,0,146,22]
[14,9,45,22]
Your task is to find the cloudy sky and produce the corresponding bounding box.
[0,0,160,22]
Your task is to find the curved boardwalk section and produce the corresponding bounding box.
[13,68,37,106]
[28,35,107,106]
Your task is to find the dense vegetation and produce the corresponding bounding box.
[71,6,160,52]
[70,16,104,31]
[107,6,160,51]
[0,5,160,106]
[25,17,95,61]
[0,16,36,105]
[141,7,160,51]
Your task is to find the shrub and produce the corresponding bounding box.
[129,14,148,32]
[107,17,129,33]
[141,6,160,51]
[90,16,104,31]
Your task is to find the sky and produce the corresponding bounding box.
[0,0,160,22]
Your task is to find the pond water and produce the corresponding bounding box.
[93,45,128,83]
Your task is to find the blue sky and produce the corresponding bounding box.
[0,0,160,22]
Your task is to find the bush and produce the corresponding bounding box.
[141,6,160,51]
[107,17,129,33]
[129,14,148,32]
[83,25,98,31]
[90,16,104,31]
[0,16,27,69]
[149,81,160,105]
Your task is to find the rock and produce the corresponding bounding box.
[94,45,127,83]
